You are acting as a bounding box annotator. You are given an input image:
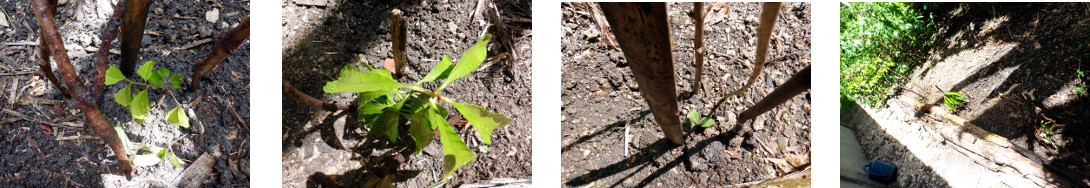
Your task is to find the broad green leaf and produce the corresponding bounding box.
[137,61,155,82]
[438,115,475,183]
[323,65,410,93]
[114,122,133,154]
[443,34,492,86]
[106,65,125,85]
[451,101,511,145]
[169,75,184,89]
[130,89,150,123]
[407,105,437,153]
[148,68,168,86]
[114,84,132,107]
[167,151,185,167]
[167,107,190,128]
[417,55,454,85]
[373,97,408,142]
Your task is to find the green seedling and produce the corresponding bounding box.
[943,91,967,112]
[114,122,185,167]
[686,110,714,128]
[1076,69,1085,94]
[106,60,188,127]
[323,34,510,184]
[1038,120,1058,148]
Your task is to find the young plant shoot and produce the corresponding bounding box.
[943,91,967,112]
[323,34,511,183]
[106,60,188,127]
[686,110,713,128]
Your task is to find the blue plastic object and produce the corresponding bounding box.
[863,160,897,184]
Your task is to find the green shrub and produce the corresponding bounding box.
[840,2,938,107]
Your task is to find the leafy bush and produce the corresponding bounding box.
[840,2,938,107]
[323,34,510,184]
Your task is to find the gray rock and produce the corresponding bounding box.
[205,8,220,23]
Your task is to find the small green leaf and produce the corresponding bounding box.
[106,65,125,85]
[131,145,164,167]
[130,89,150,123]
[439,116,475,183]
[114,122,133,154]
[114,84,132,107]
[408,105,438,153]
[442,34,492,87]
[418,55,455,85]
[323,65,410,93]
[148,68,168,86]
[137,61,155,82]
[451,101,511,145]
[700,118,714,128]
[167,107,190,128]
[169,75,184,89]
[686,110,699,126]
[167,151,185,167]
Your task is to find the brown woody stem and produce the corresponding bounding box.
[691,2,705,95]
[191,17,250,90]
[90,1,124,99]
[30,0,132,175]
[282,80,349,112]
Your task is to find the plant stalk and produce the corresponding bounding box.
[390,10,406,76]
[31,0,132,175]
[191,17,250,90]
[690,2,706,95]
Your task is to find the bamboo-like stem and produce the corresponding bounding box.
[191,17,250,90]
[690,2,706,95]
[30,0,132,175]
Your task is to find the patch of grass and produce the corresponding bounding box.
[840,2,939,107]
[942,91,966,112]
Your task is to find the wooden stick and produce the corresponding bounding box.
[736,65,810,128]
[389,9,406,76]
[119,0,152,77]
[600,3,684,144]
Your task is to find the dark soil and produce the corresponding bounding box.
[0,0,250,187]
[844,2,1090,186]
[280,0,532,187]
[561,2,811,186]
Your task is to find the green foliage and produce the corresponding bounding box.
[840,2,937,107]
[115,122,185,167]
[942,92,966,112]
[167,107,189,128]
[685,110,713,128]
[323,34,507,183]
[1076,69,1086,94]
[1039,120,1058,148]
[106,61,187,128]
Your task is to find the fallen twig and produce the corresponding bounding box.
[173,38,212,51]
[282,80,349,112]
